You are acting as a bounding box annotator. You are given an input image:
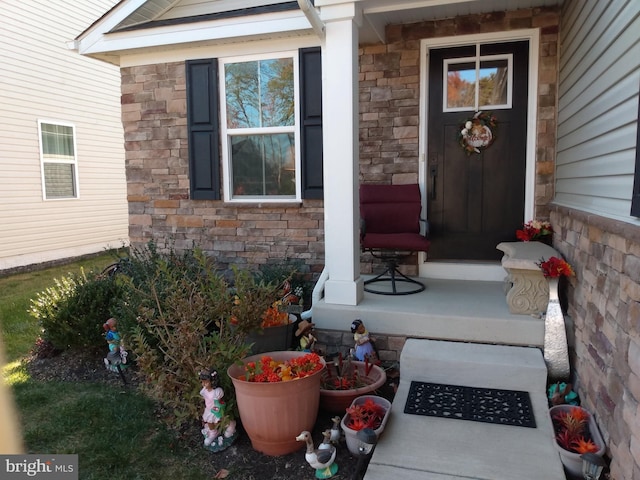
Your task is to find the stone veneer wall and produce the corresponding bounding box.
[120,63,325,277]
[358,7,560,275]
[551,205,640,480]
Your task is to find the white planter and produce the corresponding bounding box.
[549,405,605,477]
[340,395,391,456]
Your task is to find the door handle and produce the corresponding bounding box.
[429,165,437,200]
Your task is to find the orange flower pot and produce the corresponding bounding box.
[319,361,387,413]
[228,351,325,456]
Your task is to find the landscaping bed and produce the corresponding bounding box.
[25,348,397,480]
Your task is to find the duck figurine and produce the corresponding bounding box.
[318,429,332,450]
[329,416,342,445]
[296,430,338,479]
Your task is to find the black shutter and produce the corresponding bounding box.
[631,79,640,217]
[186,59,220,200]
[299,47,323,199]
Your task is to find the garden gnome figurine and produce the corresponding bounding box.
[296,320,317,352]
[350,319,379,363]
[199,369,237,452]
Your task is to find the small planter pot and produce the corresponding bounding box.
[320,362,387,413]
[341,395,391,456]
[245,322,294,354]
[549,405,606,477]
[228,350,325,456]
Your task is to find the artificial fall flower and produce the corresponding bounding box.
[516,219,553,241]
[552,407,600,455]
[345,398,387,431]
[240,353,323,383]
[538,256,575,278]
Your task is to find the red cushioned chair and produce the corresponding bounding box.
[359,184,430,295]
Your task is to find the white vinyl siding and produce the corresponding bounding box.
[555,0,640,222]
[0,0,129,270]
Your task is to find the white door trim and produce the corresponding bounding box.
[418,28,540,281]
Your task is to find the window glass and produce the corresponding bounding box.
[479,59,508,107]
[446,62,475,109]
[443,53,511,112]
[39,122,77,199]
[222,55,298,201]
[231,133,295,197]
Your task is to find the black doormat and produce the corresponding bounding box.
[404,381,536,428]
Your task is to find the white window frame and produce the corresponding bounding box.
[38,119,79,200]
[443,50,513,113]
[219,51,301,203]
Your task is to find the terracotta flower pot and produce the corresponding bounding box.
[341,395,391,456]
[228,351,325,456]
[549,405,605,477]
[319,361,387,413]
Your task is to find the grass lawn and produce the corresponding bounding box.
[0,253,213,479]
[0,253,120,362]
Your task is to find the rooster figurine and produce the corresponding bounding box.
[296,430,338,479]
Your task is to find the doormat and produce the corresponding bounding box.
[404,381,536,428]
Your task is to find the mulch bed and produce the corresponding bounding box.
[25,348,398,480]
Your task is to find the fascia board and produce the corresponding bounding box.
[76,0,149,45]
[77,10,311,56]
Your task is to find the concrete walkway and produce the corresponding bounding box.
[364,339,566,479]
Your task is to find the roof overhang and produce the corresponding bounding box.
[72,0,563,65]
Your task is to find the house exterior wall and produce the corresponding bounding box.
[554,1,640,479]
[358,7,560,275]
[555,0,640,223]
[121,62,325,276]
[0,0,129,273]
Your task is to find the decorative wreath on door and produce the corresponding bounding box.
[457,111,498,155]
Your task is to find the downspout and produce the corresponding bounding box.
[297,0,325,40]
[300,267,329,320]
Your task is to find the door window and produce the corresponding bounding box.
[444,48,512,112]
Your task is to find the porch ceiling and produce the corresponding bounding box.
[355,0,564,43]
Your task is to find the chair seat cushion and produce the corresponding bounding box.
[362,232,430,251]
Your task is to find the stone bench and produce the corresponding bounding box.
[496,241,561,315]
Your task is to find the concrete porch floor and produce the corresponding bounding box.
[312,277,552,348]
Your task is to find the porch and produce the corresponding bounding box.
[312,276,573,479]
[313,276,574,350]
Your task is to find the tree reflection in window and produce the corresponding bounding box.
[225,57,296,198]
[445,55,511,111]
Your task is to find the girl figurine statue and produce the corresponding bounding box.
[350,319,379,363]
[103,318,128,369]
[199,369,237,452]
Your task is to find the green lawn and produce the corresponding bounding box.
[0,253,118,362]
[0,253,212,480]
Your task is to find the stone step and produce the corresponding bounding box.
[364,339,566,480]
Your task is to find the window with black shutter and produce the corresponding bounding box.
[185,48,323,202]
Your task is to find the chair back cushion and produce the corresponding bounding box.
[360,184,422,234]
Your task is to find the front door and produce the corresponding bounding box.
[427,41,529,261]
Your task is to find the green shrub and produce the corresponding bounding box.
[29,270,121,351]
[115,245,252,428]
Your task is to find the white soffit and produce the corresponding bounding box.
[350,0,564,43]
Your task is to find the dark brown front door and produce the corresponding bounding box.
[427,41,529,261]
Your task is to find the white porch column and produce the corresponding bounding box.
[320,3,364,305]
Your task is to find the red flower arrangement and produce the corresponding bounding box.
[344,398,387,431]
[538,256,574,278]
[321,354,375,391]
[552,407,600,454]
[516,220,553,242]
[240,353,323,383]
